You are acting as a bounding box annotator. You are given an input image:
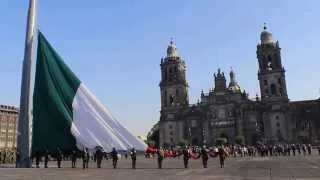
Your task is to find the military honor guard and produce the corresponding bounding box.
[111,148,118,169]
[71,150,77,168]
[200,146,208,168]
[157,147,164,169]
[182,146,189,168]
[130,148,137,169]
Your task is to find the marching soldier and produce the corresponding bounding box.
[218,145,227,168]
[96,148,103,168]
[82,148,90,169]
[182,146,189,168]
[130,148,137,169]
[15,148,20,168]
[56,148,63,168]
[71,150,77,168]
[157,147,164,169]
[200,146,208,168]
[111,148,118,169]
[44,149,49,168]
[307,144,312,155]
[35,151,41,168]
[318,146,320,155]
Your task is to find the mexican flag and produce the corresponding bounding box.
[32,31,147,153]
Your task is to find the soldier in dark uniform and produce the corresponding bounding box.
[218,145,226,168]
[125,151,128,159]
[200,146,208,168]
[110,148,118,169]
[130,148,137,169]
[44,149,49,168]
[96,148,103,168]
[35,151,41,168]
[291,144,296,156]
[318,146,320,155]
[307,144,312,155]
[71,150,77,168]
[182,146,189,168]
[56,148,63,168]
[297,144,301,155]
[157,147,164,169]
[82,148,89,169]
[15,148,20,168]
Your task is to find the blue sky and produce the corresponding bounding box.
[1,0,319,136]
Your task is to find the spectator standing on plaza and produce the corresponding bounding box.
[111,148,118,169]
[157,147,164,169]
[130,148,137,169]
[71,150,77,168]
[182,146,189,168]
[201,146,209,168]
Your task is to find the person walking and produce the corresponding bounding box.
[82,148,89,169]
[201,146,209,168]
[96,148,103,168]
[157,147,164,169]
[111,148,118,169]
[44,149,49,168]
[15,148,20,168]
[218,145,227,168]
[130,148,137,169]
[182,146,189,168]
[71,150,77,168]
[56,148,63,168]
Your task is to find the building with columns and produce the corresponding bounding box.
[0,105,19,150]
[158,25,320,147]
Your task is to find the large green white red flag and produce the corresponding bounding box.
[32,31,147,152]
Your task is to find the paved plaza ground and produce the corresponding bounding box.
[1,154,320,180]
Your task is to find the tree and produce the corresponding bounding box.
[235,136,245,145]
[216,137,228,145]
[147,121,160,147]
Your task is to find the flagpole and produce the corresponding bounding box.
[17,0,37,168]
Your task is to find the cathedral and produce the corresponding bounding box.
[158,25,320,147]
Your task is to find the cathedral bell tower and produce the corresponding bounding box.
[159,39,189,109]
[257,24,288,102]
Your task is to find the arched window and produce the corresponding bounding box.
[176,89,179,97]
[270,84,277,95]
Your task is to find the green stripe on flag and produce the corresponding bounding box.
[32,31,81,152]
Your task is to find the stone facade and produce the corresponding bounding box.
[0,105,19,150]
[159,26,320,147]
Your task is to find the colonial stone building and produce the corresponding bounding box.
[159,26,320,147]
[0,105,19,150]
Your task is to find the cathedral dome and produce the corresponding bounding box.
[228,68,241,93]
[167,39,179,57]
[260,23,274,44]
